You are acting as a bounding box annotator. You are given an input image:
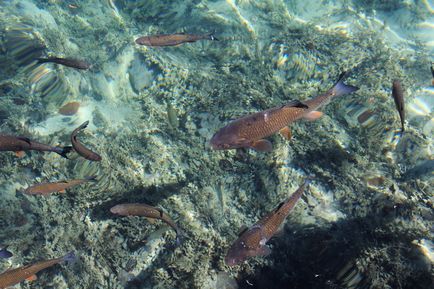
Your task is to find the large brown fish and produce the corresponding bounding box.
[392,80,405,132]
[110,203,183,245]
[0,135,72,158]
[24,176,96,196]
[0,252,75,288]
[71,121,102,161]
[135,32,218,47]
[225,180,309,266]
[37,57,91,70]
[210,74,359,152]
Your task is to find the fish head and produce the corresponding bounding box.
[210,126,244,150]
[135,36,151,46]
[225,241,251,266]
[225,238,262,266]
[110,205,123,215]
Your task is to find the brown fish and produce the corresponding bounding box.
[37,57,91,70]
[58,101,80,116]
[71,121,102,161]
[225,180,309,266]
[0,135,72,158]
[135,32,218,47]
[110,203,183,244]
[24,176,96,196]
[210,73,359,152]
[0,252,75,288]
[392,80,405,132]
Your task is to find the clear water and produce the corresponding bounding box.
[0,0,432,288]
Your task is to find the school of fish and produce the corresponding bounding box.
[0,7,418,289]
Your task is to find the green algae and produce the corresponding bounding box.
[0,0,433,288]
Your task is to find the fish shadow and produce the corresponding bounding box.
[237,207,431,289]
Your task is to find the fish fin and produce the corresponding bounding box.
[62,251,76,263]
[145,217,156,224]
[303,111,323,121]
[275,201,285,212]
[15,151,25,158]
[251,139,272,152]
[283,100,308,109]
[207,31,219,41]
[56,146,73,159]
[279,126,292,140]
[237,225,249,236]
[59,189,66,193]
[257,245,271,257]
[16,136,32,144]
[155,207,164,218]
[329,72,359,97]
[85,175,98,182]
[26,274,37,281]
[77,120,90,131]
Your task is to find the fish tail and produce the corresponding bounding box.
[62,251,76,263]
[206,31,219,41]
[85,175,98,182]
[56,146,73,159]
[77,120,90,131]
[329,72,359,97]
[175,229,186,247]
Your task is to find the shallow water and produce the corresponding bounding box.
[0,0,433,288]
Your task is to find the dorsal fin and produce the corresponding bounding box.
[283,100,308,109]
[17,136,32,145]
[275,201,285,212]
[237,225,249,236]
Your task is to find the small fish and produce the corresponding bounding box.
[135,32,218,47]
[71,121,102,161]
[58,101,80,116]
[0,246,12,259]
[24,176,96,196]
[210,73,359,152]
[0,135,72,158]
[0,252,75,288]
[392,80,405,132]
[37,57,91,70]
[110,203,183,245]
[225,180,309,266]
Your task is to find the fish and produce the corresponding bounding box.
[58,101,80,116]
[225,180,309,266]
[0,246,12,259]
[110,203,183,245]
[0,135,72,158]
[135,32,218,47]
[210,73,359,152]
[36,57,91,70]
[24,176,96,196]
[0,252,75,288]
[392,80,405,132]
[71,121,102,161]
